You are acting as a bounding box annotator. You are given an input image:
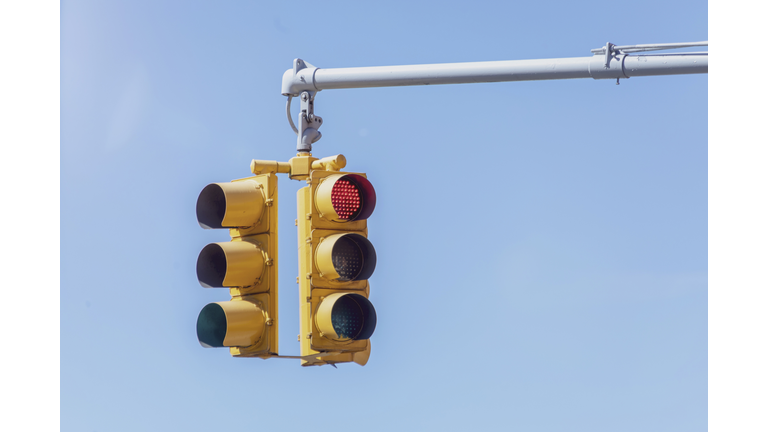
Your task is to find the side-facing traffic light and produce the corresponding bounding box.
[297,167,377,366]
[195,172,278,359]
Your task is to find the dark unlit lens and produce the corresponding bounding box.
[331,296,364,339]
[196,185,226,229]
[332,237,363,281]
[197,303,227,347]
[197,244,227,288]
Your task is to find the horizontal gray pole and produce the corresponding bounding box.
[622,53,707,77]
[281,53,707,95]
[315,57,592,89]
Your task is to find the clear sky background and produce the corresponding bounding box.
[6,1,767,431]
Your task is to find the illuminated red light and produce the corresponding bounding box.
[331,179,362,220]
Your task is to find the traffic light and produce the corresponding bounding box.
[297,166,378,366]
[195,172,278,359]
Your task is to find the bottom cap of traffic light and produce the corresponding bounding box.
[315,293,376,341]
[197,300,265,348]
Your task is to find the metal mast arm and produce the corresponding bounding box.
[282,41,707,153]
[282,41,707,96]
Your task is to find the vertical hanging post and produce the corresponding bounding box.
[296,91,323,153]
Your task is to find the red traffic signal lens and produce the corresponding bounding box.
[316,174,376,222]
[331,179,362,220]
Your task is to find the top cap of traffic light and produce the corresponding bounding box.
[315,174,376,222]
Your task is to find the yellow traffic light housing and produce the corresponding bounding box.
[297,167,378,366]
[197,299,267,348]
[193,154,379,367]
[195,173,278,359]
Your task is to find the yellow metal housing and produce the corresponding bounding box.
[195,172,279,359]
[250,159,291,175]
[288,154,317,180]
[196,180,264,229]
[311,154,347,171]
[196,239,265,288]
[220,240,264,287]
[296,166,377,366]
[196,298,265,348]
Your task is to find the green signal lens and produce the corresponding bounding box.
[197,303,227,348]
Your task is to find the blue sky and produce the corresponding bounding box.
[9,1,768,431]
[63,1,707,431]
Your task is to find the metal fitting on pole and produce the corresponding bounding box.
[282,59,319,97]
[250,159,291,175]
[311,154,347,172]
[296,91,323,153]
